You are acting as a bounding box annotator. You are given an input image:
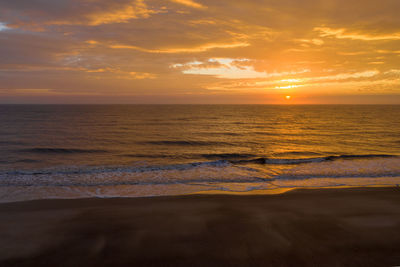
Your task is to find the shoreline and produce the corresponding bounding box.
[1,186,400,266]
[2,182,400,204]
[192,184,399,196]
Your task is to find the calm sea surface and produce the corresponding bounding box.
[1,105,399,202]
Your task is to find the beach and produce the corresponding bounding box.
[1,187,400,266]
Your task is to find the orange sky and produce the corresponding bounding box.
[0,0,399,104]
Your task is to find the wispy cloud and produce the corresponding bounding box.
[309,70,380,81]
[172,58,311,79]
[296,39,324,46]
[314,27,400,41]
[85,0,155,25]
[129,72,157,79]
[1,0,157,28]
[170,0,206,9]
[110,42,250,53]
[337,51,368,56]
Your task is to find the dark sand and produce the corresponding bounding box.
[1,187,400,266]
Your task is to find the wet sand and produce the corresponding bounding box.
[1,187,400,266]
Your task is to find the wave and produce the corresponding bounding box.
[232,154,398,165]
[0,141,27,146]
[0,155,399,201]
[16,159,41,163]
[324,154,396,160]
[201,153,258,160]
[272,151,323,157]
[0,177,268,188]
[120,153,181,159]
[0,160,266,187]
[274,173,400,180]
[121,153,256,160]
[1,160,234,177]
[20,148,108,154]
[196,153,398,164]
[0,159,41,165]
[140,141,232,146]
[1,154,398,187]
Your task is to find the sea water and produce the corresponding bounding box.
[1,105,399,202]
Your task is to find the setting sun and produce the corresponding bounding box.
[286,95,291,100]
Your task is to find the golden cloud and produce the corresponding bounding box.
[170,0,206,9]
[110,42,250,53]
[314,27,400,41]
[86,0,154,25]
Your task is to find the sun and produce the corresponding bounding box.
[285,95,291,100]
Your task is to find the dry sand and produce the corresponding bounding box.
[0,187,400,266]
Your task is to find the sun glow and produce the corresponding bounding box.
[286,95,291,100]
[280,79,301,83]
[275,85,301,89]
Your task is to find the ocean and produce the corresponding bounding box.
[1,104,399,202]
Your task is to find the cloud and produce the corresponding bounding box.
[337,51,368,56]
[384,69,400,75]
[0,0,157,28]
[109,42,250,53]
[202,69,389,94]
[309,70,380,81]
[0,22,9,31]
[368,61,385,65]
[129,72,157,79]
[314,27,400,41]
[296,39,324,46]
[170,0,205,9]
[173,58,311,79]
[84,0,156,26]
[376,50,400,54]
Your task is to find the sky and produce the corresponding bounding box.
[0,0,399,104]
